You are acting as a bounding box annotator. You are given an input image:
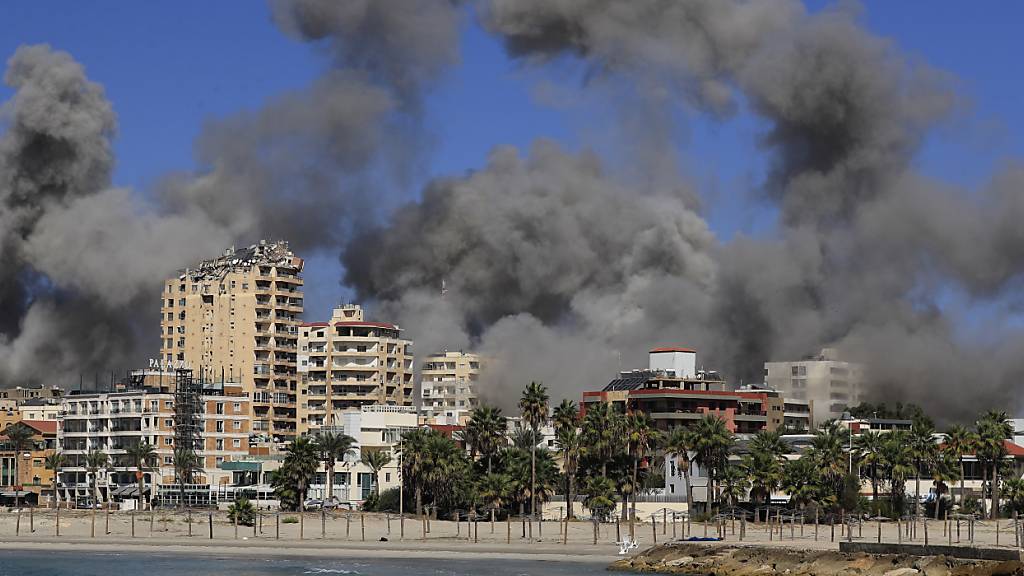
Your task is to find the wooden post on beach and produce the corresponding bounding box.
[652,517,657,544]
[949,515,953,546]
[131,510,136,538]
[400,511,404,541]
[422,512,426,541]
[897,517,902,545]
[387,513,391,535]
[346,513,351,539]
[55,505,60,537]
[768,512,773,541]
[361,511,365,541]
[663,508,667,535]
[997,519,1000,547]
[830,519,835,542]
[187,508,192,537]
[510,513,513,544]
[299,510,304,540]
[234,507,239,539]
[30,505,34,533]
[924,518,929,546]
[877,517,882,543]
[474,512,479,544]
[208,512,213,540]
[1015,511,1020,549]
[150,507,155,536]
[561,515,566,545]
[253,513,257,538]
[321,509,326,539]
[956,516,960,543]
[740,515,745,541]
[276,512,280,540]
[592,519,598,545]
[104,506,109,535]
[814,508,819,541]
[16,506,22,536]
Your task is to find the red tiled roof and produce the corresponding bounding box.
[650,346,696,353]
[1004,440,1024,457]
[21,420,57,435]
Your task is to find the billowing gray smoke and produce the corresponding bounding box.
[342,0,1024,422]
[0,0,462,386]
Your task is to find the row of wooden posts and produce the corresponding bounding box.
[9,505,1024,550]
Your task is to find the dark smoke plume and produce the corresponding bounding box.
[340,0,1024,422]
[0,0,463,386]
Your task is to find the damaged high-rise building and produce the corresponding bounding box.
[160,240,304,442]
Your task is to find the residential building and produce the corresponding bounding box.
[0,384,63,402]
[57,373,251,507]
[764,347,864,424]
[18,397,62,422]
[160,240,304,441]
[0,420,58,506]
[296,304,414,434]
[419,351,482,426]
[583,347,784,435]
[231,404,416,507]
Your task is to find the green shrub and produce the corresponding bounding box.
[281,516,299,524]
[363,487,402,512]
[228,498,256,527]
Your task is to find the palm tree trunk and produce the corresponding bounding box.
[13,457,19,509]
[981,463,988,517]
[871,467,879,514]
[326,458,334,500]
[959,459,966,509]
[631,457,639,521]
[415,486,422,517]
[914,465,921,516]
[682,463,693,520]
[530,443,536,520]
[567,473,575,519]
[992,463,1000,519]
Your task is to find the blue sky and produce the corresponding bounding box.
[1,1,1022,319]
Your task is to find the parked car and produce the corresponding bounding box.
[303,498,323,511]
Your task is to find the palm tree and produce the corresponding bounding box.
[126,441,157,511]
[781,457,819,509]
[744,448,782,508]
[44,452,65,509]
[978,411,1013,519]
[272,436,320,510]
[625,411,661,526]
[692,415,734,513]
[882,431,915,517]
[582,402,620,477]
[315,431,356,502]
[855,430,886,513]
[360,448,392,497]
[909,421,938,516]
[751,430,789,461]
[466,405,506,474]
[172,447,201,509]
[552,399,578,432]
[478,472,512,531]
[85,450,108,535]
[2,424,34,509]
[398,428,431,515]
[582,475,617,521]
[930,453,960,519]
[1003,477,1024,517]
[806,424,848,506]
[719,464,750,507]
[664,426,697,518]
[519,381,549,521]
[943,424,977,509]
[554,421,582,519]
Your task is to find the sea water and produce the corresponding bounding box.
[0,550,608,576]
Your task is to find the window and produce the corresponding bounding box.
[216,421,225,432]
[166,326,173,335]
[164,419,173,427]
[166,312,173,321]
[216,439,224,450]
[164,456,173,465]
[233,420,241,430]
[164,437,173,446]
[233,439,241,448]
[166,338,173,348]
[167,299,173,307]
[165,401,173,409]
[178,298,185,306]
[233,403,241,413]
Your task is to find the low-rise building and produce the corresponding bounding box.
[419,351,482,426]
[764,348,864,424]
[0,420,58,506]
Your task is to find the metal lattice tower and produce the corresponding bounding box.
[174,369,204,485]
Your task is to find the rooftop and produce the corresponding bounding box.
[181,240,301,281]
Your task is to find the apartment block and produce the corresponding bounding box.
[160,240,303,441]
[764,347,864,424]
[296,304,413,434]
[57,377,251,506]
[419,351,482,426]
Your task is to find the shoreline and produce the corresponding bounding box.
[0,536,620,564]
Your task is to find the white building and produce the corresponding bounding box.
[419,351,482,426]
[764,348,864,424]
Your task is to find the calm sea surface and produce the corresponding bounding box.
[0,550,609,576]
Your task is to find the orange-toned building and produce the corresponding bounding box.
[1,419,58,505]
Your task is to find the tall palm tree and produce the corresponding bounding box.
[978,411,1013,519]
[466,405,506,473]
[172,447,201,509]
[273,436,320,510]
[781,457,819,509]
[751,430,789,461]
[909,421,938,516]
[625,411,661,525]
[692,415,734,513]
[360,448,392,497]
[930,452,960,519]
[582,402,620,477]
[664,426,697,516]
[85,450,108,535]
[519,381,549,520]
[126,441,157,511]
[554,421,582,519]
[882,431,915,517]
[314,431,356,501]
[807,424,848,505]
[478,472,512,531]
[855,430,886,513]
[943,424,977,508]
[44,452,65,509]
[398,428,431,515]
[2,424,34,509]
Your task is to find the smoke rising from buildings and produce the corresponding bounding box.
[2,2,1023,422]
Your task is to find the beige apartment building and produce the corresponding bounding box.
[764,347,864,424]
[57,377,251,506]
[160,241,303,441]
[419,351,482,426]
[297,304,414,434]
